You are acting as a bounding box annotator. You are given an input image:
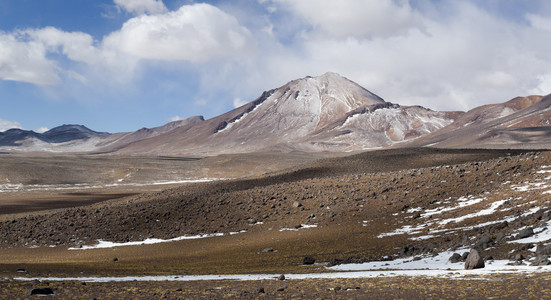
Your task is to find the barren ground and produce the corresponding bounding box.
[2,148,551,298]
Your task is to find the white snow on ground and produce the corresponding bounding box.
[279,224,318,232]
[0,178,222,193]
[438,199,507,225]
[379,197,508,238]
[69,232,240,250]
[421,196,486,218]
[12,259,551,283]
[507,220,551,244]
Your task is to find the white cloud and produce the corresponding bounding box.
[114,0,167,15]
[242,0,551,112]
[273,0,420,38]
[168,116,182,122]
[0,32,59,85]
[104,3,254,62]
[0,119,23,132]
[34,127,49,133]
[526,13,551,32]
[233,97,248,108]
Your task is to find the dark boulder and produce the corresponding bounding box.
[517,227,534,239]
[464,249,485,269]
[29,287,54,296]
[303,256,316,265]
[449,253,462,263]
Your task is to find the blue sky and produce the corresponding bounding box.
[1,0,551,133]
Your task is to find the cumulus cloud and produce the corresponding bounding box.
[114,0,167,15]
[0,119,23,132]
[273,0,420,38]
[0,32,59,85]
[247,0,551,111]
[104,4,254,62]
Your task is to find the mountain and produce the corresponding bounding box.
[406,95,551,149]
[0,125,109,151]
[1,72,549,154]
[108,72,459,154]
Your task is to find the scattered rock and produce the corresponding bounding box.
[513,253,524,261]
[113,257,118,262]
[464,249,485,269]
[257,287,265,294]
[277,287,285,292]
[449,253,462,263]
[517,227,534,239]
[247,218,257,224]
[536,244,551,256]
[496,232,506,243]
[302,256,316,265]
[278,274,285,281]
[532,255,550,266]
[474,235,492,250]
[28,287,54,296]
[292,201,302,208]
[261,247,274,253]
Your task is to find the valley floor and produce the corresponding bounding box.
[1,148,551,298]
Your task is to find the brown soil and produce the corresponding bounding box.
[2,273,551,299]
[1,148,551,298]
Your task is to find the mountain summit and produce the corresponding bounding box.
[108,72,459,154]
[5,72,547,155]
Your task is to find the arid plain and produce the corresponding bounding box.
[2,148,551,298]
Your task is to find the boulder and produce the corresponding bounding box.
[303,256,316,265]
[517,227,534,239]
[464,249,485,269]
[532,255,551,266]
[449,253,462,263]
[536,244,551,256]
[28,287,54,296]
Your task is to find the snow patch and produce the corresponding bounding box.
[69,232,239,250]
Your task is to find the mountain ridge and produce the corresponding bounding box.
[1,73,549,154]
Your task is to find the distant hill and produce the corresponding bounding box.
[1,72,549,154]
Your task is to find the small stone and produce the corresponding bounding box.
[176,288,182,292]
[261,247,274,253]
[292,201,302,208]
[29,287,54,296]
[302,256,316,265]
[257,287,265,294]
[464,249,485,269]
[113,257,118,262]
[277,287,285,292]
[278,274,285,281]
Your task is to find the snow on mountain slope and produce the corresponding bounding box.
[110,72,459,154]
